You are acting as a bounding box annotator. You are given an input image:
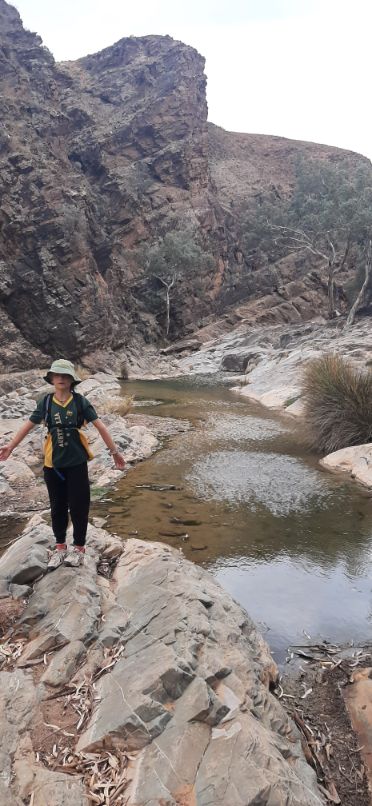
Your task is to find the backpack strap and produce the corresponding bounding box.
[43,392,85,430]
[72,391,85,429]
[42,394,52,430]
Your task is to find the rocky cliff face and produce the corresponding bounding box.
[0,0,368,369]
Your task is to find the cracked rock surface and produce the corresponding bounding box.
[0,521,324,805]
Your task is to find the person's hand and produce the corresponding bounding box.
[113,452,126,470]
[0,445,13,461]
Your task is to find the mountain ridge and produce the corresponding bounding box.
[0,0,369,370]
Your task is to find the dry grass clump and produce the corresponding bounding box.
[302,354,372,454]
[99,395,133,416]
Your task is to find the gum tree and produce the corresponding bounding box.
[142,229,214,336]
[243,159,372,321]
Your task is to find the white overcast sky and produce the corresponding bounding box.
[13,0,372,160]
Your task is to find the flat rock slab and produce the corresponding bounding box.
[343,668,372,795]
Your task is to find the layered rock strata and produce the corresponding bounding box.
[0,519,324,805]
[0,0,369,367]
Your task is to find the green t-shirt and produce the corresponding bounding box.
[29,393,98,468]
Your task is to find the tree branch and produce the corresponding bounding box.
[345,239,372,328]
[269,223,329,261]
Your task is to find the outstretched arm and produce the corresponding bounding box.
[0,420,36,461]
[92,419,126,470]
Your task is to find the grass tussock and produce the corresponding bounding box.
[99,395,133,417]
[302,354,372,454]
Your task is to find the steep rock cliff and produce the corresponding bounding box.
[0,0,368,369]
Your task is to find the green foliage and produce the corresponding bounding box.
[242,158,372,266]
[302,354,372,453]
[140,228,214,335]
[288,159,372,253]
[242,190,289,261]
[143,229,214,285]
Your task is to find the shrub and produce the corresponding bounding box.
[302,354,372,454]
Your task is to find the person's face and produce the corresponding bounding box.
[51,373,73,393]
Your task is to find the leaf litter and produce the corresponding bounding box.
[38,746,133,805]
[275,639,372,806]
[30,641,133,804]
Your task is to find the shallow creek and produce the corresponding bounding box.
[94,377,372,663]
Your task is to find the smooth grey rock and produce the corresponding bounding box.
[160,338,202,355]
[19,561,101,647]
[31,768,85,806]
[0,780,18,806]
[194,717,324,806]
[129,721,210,805]
[71,646,105,686]
[171,675,229,727]
[0,521,50,589]
[17,632,68,665]
[41,640,86,687]
[0,669,38,788]
[98,604,130,646]
[77,640,186,752]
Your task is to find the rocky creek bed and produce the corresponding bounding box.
[136,317,372,492]
[0,367,327,804]
[1,337,372,804]
[0,518,326,806]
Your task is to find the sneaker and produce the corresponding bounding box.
[47,548,67,571]
[64,547,85,567]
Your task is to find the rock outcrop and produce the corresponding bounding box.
[0,519,324,805]
[0,0,369,368]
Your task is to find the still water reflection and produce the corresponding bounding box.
[94,378,372,662]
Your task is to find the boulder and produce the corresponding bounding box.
[221,351,261,373]
[320,443,372,489]
[0,517,50,591]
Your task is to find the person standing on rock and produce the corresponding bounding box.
[0,359,126,569]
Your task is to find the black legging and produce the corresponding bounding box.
[43,463,90,547]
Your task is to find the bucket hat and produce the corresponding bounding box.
[43,359,81,386]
